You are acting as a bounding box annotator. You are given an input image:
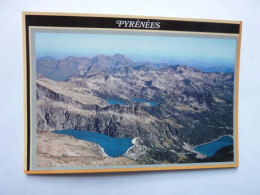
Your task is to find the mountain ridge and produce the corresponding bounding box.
[37,54,234,81]
[36,55,234,164]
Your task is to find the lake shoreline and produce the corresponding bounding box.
[53,129,134,158]
[192,134,233,149]
[193,135,233,157]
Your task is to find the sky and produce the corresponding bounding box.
[35,31,238,67]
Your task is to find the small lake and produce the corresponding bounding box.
[107,100,127,105]
[53,129,133,157]
[131,99,159,106]
[106,99,159,106]
[194,136,233,157]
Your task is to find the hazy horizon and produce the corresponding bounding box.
[37,52,235,69]
[36,31,238,68]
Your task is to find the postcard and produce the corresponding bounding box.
[23,12,242,174]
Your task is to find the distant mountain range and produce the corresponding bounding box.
[37,54,234,81]
[36,54,234,164]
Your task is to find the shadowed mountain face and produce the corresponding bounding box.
[36,54,234,164]
[37,54,135,81]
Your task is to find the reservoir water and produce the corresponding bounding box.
[107,100,127,105]
[106,99,159,106]
[131,99,159,106]
[194,136,233,157]
[53,129,133,157]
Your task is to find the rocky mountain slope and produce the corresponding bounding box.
[36,54,234,164]
[37,131,136,167]
[37,54,135,81]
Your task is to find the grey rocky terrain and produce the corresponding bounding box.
[36,54,234,165]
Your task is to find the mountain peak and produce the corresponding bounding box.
[174,65,202,72]
[110,54,134,67]
[65,56,76,60]
[113,53,126,58]
[112,53,130,61]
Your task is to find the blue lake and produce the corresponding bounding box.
[106,99,159,106]
[194,136,233,157]
[107,100,127,105]
[131,99,159,106]
[53,129,133,157]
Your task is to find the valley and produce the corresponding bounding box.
[36,54,234,167]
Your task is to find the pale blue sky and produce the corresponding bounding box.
[35,32,237,66]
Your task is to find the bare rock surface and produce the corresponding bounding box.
[35,54,234,165]
[37,131,137,167]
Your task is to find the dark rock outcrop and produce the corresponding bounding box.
[36,54,234,164]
